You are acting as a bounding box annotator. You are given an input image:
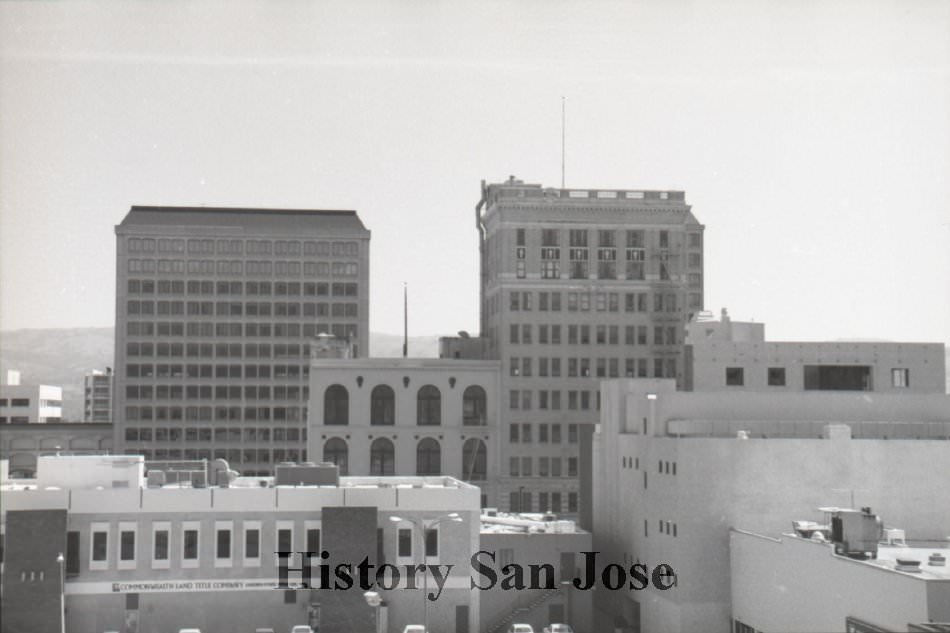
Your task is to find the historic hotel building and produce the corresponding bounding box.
[475,177,704,514]
[113,206,370,474]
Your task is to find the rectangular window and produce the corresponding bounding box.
[398,528,412,559]
[244,521,261,566]
[276,521,294,564]
[118,522,136,569]
[215,521,232,567]
[891,368,910,388]
[91,523,109,569]
[152,523,170,569]
[425,528,438,559]
[767,367,786,386]
[306,524,321,554]
[726,367,744,386]
[182,522,199,567]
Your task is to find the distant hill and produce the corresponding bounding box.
[2,328,947,420]
[0,327,441,421]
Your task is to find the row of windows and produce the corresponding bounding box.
[322,384,488,427]
[124,405,304,421]
[507,324,678,349]
[128,238,360,257]
[0,398,30,407]
[510,389,608,411]
[515,259,699,283]
[126,385,308,400]
[128,280,359,297]
[515,228,700,250]
[74,520,326,572]
[1,416,32,424]
[724,367,913,389]
[124,426,305,442]
[126,343,311,359]
[507,357,677,381]
[126,322,359,340]
[321,437,487,480]
[127,301,358,318]
[127,260,359,277]
[124,448,303,464]
[512,291,683,313]
[509,422,581,444]
[509,456,578,478]
[508,323,680,346]
[509,490,578,514]
[619,456,678,476]
[125,364,307,379]
[510,291,661,313]
[644,519,679,538]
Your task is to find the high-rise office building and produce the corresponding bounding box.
[476,177,704,513]
[83,369,113,423]
[113,206,370,474]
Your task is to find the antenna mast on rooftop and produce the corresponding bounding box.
[403,282,408,358]
[561,96,566,189]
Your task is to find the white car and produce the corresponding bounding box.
[290,626,313,633]
[543,625,575,633]
[508,625,535,633]
[402,626,428,633]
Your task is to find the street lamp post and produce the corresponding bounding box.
[363,591,381,633]
[56,552,65,633]
[389,513,463,633]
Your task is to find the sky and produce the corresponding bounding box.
[1,0,948,344]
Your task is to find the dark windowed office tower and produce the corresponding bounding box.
[114,206,370,474]
[476,177,704,514]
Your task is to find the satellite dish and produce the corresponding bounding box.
[458,331,470,339]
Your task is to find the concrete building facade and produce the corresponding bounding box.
[83,369,114,423]
[592,378,950,633]
[113,206,370,474]
[684,310,946,394]
[479,512,593,633]
[0,370,63,425]
[0,422,113,478]
[308,356,502,507]
[730,527,950,632]
[475,176,704,514]
[1,455,482,633]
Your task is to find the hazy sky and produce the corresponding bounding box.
[2,0,948,344]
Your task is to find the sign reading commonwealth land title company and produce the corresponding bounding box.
[65,578,281,595]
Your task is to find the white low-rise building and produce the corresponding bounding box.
[1,455,482,633]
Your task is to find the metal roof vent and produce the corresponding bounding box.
[928,553,946,567]
[895,559,922,573]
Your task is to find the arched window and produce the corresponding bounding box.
[461,438,487,481]
[417,385,441,426]
[371,385,395,426]
[323,438,348,475]
[462,385,487,426]
[324,384,349,425]
[416,438,441,476]
[370,438,395,476]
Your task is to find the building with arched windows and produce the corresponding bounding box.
[308,359,501,507]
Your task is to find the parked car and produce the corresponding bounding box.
[255,629,275,633]
[178,629,201,633]
[508,625,535,633]
[290,626,313,633]
[402,626,428,633]
[543,625,575,633]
